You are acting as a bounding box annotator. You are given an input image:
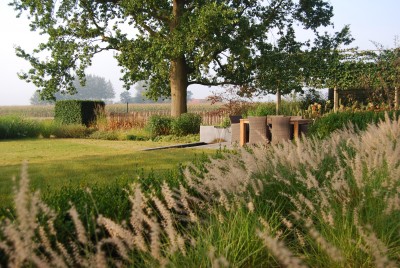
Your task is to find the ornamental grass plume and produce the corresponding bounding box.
[0,114,399,267]
[0,163,95,267]
[182,113,400,266]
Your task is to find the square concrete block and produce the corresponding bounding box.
[200,126,231,143]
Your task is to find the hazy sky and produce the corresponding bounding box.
[0,1,399,106]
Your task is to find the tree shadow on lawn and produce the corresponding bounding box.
[0,148,211,208]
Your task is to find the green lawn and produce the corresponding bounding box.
[0,138,212,207]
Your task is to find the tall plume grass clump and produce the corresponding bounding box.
[1,115,400,267]
[0,115,42,139]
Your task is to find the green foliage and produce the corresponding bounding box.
[246,103,276,116]
[146,115,173,137]
[174,207,279,267]
[52,124,93,138]
[171,113,202,136]
[0,116,91,140]
[308,110,400,139]
[0,115,41,139]
[54,100,105,126]
[219,117,231,128]
[0,138,214,207]
[87,128,151,141]
[298,89,327,110]
[39,120,58,138]
[89,130,120,140]
[245,101,302,117]
[55,101,81,125]
[12,0,347,115]
[152,134,199,143]
[89,129,152,141]
[41,182,133,235]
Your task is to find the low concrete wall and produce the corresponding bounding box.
[200,126,231,143]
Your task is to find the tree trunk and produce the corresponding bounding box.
[170,0,188,117]
[170,56,188,117]
[276,89,281,115]
[395,87,399,110]
[333,86,339,112]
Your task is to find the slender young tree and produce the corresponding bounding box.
[12,0,346,116]
[254,28,305,114]
[119,91,133,104]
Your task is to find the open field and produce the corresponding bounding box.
[0,103,223,118]
[0,138,213,207]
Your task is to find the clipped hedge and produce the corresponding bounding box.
[54,100,105,126]
[308,110,400,139]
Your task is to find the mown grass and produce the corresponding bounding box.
[0,138,213,207]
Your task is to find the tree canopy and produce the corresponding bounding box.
[371,43,400,92]
[12,0,351,116]
[30,74,115,104]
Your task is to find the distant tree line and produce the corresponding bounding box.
[31,76,193,105]
[30,74,115,105]
[119,81,193,104]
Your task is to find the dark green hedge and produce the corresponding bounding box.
[308,110,400,139]
[146,113,202,138]
[146,115,173,137]
[54,100,105,126]
[171,113,202,136]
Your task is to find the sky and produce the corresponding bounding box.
[0,1,399,106]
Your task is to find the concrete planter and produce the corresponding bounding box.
[200,126,231,143]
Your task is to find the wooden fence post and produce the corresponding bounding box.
[333,86,339,112]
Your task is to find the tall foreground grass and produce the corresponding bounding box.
[0,115,92,139]
[0,115,42,139]
[1,116,399,267]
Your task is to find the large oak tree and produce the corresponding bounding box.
[12,0,345,116]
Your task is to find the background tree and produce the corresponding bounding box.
[13,0,347,116]
[130,81,166,104]
[119,91,133,104]
[186,90,193,102]
[301,28,380,111]
[370,41,400,109]
[254,28,305,114]
[30,74,115,104]
[30,92,53,105]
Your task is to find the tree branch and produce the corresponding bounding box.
[188,79,251,87]
[93,0,120,4]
